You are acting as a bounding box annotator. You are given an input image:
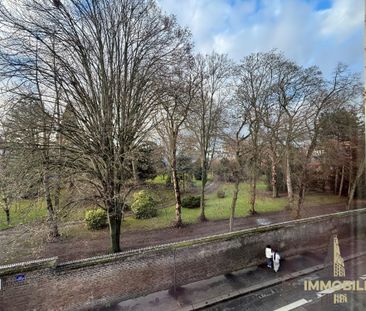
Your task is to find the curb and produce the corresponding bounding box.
[187,250,366,310]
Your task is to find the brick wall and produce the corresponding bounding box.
[0,209,365,311]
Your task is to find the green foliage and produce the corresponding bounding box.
[215,158,234,182]
[133,141,167,181]
[319,108,360,141]
[355,175,366,199]
[148,175,167,185]
[217,190,226,198]
[122,202,131,212]
[193,161,203,180]
[85,208,108,230]
[264,167,286,193]
[165,174,173,188]
[131,190,158,219]
[0,199,47,230]
[177,155,194,175]
[182,195,201,209]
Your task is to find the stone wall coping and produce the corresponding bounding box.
[0,257,58,277]
[1,207,365,275]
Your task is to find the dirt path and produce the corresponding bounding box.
[40,202,365,263]
[2,200,365,265]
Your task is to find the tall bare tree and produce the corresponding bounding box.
[156,60,196,227]
[236,52,277,214]
[1,95,62,237]
[295,64,361,218]
[0,0,191,252]
[188,52,232,222]
[272,58,319,211]
[223,113,249,232]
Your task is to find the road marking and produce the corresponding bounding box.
[316,282,345,298]
[256,218,271,226]
[273,299,310,311]
[360,274,366,280]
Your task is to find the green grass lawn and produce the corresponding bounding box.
[122,182,346,231]
[0,199,47,230]
[147,174,168,185]
[0,181,346,232]
[147,174,213,189]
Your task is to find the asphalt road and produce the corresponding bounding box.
[203,255,366,311]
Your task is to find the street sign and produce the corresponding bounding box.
[15,274,26,282]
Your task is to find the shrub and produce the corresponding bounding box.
[122,202,131,212]
[165,174,173,188]
[85,208,108,230]
[217,190,226,198]
[131,190,158,219]
[193,165,202,180]
[181,196,201,209]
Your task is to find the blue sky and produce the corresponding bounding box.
[158,0,363,77]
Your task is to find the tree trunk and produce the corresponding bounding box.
[5,208,10,225]
[348,160,353,196]
[182,173,186,193]
[347,156,365,209]
[43,171,59,239]
[296,179,306,219]
[295,136,318,219]
[169,134,183,227]
[132,160,139,183]
[229,141,241,231]
[285,149,294,209]
[199,159,207,222]
[2,197,10,225]
[54,173,61,223]
[108,209,122,253]
[338,165,345,197]
[171,165,183,227]
[249,165,257,215]
[334,166,339,194]
[229,177,240,232]
[271,157,278,198]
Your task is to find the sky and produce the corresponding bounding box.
[157,0,364,77]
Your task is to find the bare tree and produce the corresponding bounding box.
[0,15,66,237]
[188,52,232,222]
[347,154,365,209]
[236,52,277,214]
[271,58,319,211]
[155,59,196,227]
[295,64,361,218]
[223,114,249,232]
[1,90,63,237]
[0,145,13,225]
[0,0,191,252]
[261,95,285,198]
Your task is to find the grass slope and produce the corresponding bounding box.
[122,182,345,231]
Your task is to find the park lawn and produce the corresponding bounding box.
[122,182,345,231]
[0,182,178,230]
[0,199,47,230]
[122,182,281,231]
[147,174,167,185]
[0,181,346,232]
[58,182,177,223]
[147,174,213,188]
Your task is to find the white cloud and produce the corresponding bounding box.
[319,0,364,37]
[157,0,363,76]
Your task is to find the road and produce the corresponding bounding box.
[204,255,366,311]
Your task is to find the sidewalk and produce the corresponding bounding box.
[101,238,366,311]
